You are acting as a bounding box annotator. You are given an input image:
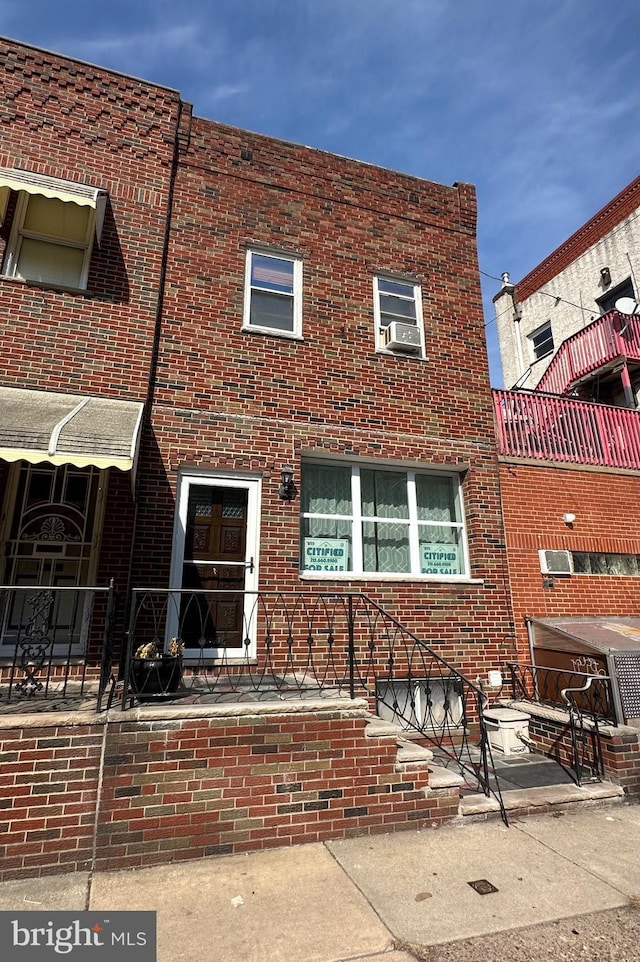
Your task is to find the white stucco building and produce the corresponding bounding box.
[494,177,640,394]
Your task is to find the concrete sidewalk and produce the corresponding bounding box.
[0,803,638,962]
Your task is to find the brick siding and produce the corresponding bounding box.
[499,462,640,657]
[0,706,460,882]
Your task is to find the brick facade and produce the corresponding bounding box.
[133,115,515,675]
[0,705,460,881]
[498,461,640,658]
[1,37,515,682]
[0,38,181,399]
[0,39,184,636]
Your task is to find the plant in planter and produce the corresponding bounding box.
[130,637,184,699]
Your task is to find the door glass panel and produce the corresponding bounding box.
[181,485,249,649]
[1,464,100,651]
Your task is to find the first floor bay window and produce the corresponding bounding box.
[301,462,468,577]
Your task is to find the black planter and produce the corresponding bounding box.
[130,655,183,700]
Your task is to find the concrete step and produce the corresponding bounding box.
[395,741,434,772]
[460,779,625,819]
[364,716,404,739]
[426,764,465,790]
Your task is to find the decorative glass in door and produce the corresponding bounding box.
[0,463,101,655]
[180,485,252,650]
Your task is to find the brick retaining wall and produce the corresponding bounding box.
[0,702,460,882]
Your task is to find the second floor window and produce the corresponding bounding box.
[529,321,554,362]
[0,169,105,291]
[243,250,302,336]
[374,276,425,355]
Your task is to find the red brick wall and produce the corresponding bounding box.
[0,39,183,400]
[0,39,184,623]
[131,118,515,680]
[0,707,459,881]
[499,462,640,656]
[0,721,103,879]
[0,39,516,683]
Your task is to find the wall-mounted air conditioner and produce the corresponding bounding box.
[384,321,421,352]
[538,549,573,575]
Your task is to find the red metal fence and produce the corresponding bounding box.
[536,310,640,396]
[493,389,640,469]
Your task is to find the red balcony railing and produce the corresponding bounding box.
[536,310,640,396]
[493,389,640,469]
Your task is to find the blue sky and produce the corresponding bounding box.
[2,0,638,385]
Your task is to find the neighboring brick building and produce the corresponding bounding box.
[0,36,515,688]
[492,177,640,727]
[0,38,185,664]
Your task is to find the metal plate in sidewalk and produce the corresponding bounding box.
[468,878,499,895]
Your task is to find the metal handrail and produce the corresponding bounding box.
[505,661,615,724]
[120,588,508,822]
[505,662,611,785]
[0,583,116,702]
[561,677,606,785]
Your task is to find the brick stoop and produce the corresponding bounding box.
[364,713,629,825]
[365,715,465,807]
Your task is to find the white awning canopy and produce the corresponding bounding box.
[0,167,107,244]
[0,387,144,475]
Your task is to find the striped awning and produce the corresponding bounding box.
[0,387,144,474]
[0,168,107,244]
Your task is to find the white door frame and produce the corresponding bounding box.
[168,471,261,658]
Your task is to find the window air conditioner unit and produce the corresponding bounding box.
[384,321,421,352]
[538,549,573,575]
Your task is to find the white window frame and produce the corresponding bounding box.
[373,275,425,356]
[300,461,470,581]
[3,190,96,290]
[242,249,303,338]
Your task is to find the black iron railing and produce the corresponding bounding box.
[561,676,606,785]
[505,662,615,724]
[0,583,116,702]
[505,661,613,784]
[121,589,507,820]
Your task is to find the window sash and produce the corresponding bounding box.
[530,323,554,360]
[302,464,466,576]
[573,552,640,576]
[373,276,424,353]
[3,192,94,289]
[244,250,301,335]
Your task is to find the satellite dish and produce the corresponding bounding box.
[615,296,639,316]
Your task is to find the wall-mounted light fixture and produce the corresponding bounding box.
[600,266,611,286]
[278,465,296,501]
[563,512,576,526]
